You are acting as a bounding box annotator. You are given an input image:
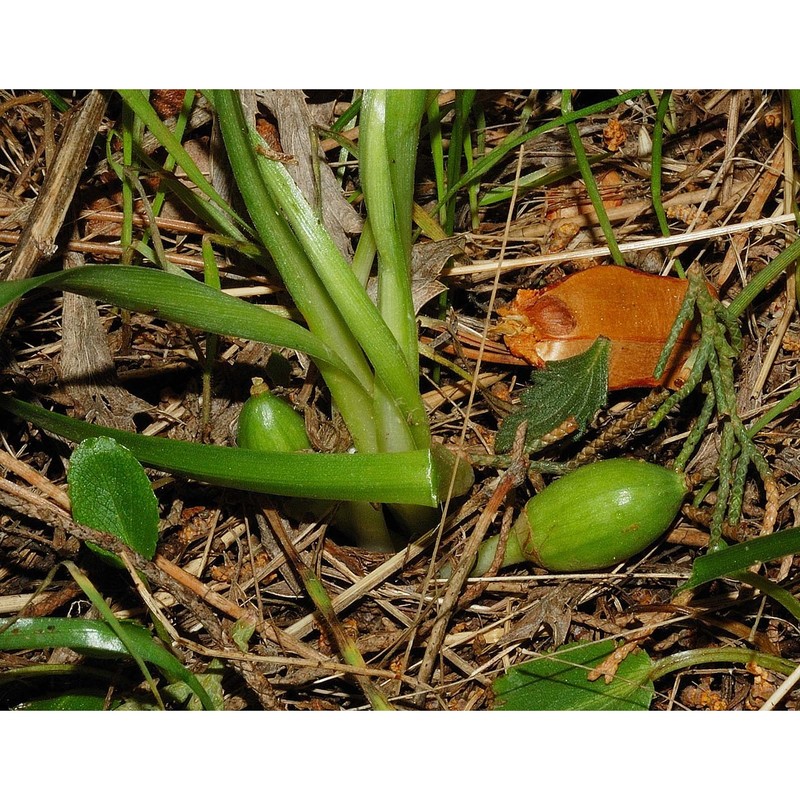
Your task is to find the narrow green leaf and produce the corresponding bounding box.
[15,692,120,711]
[215,91,429,450]
[680,526,800,592]
[495,337,610,452]
[211,90,380,452]
[117,90,251,235]
[434,90,645,214]
[492,639,654,711]
[726,236,800,320]
[40,90,70,113]
[479,154,607,207]
[360,90,431,452]
[0,396,439,506]
[68,437,159,560]
[0,617,217,710]
[0,265,351,376]
[563,91,625,267]
[62,560,163,707]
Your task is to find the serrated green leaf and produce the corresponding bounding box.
[68,437,159,561]
[495,336,610,453]
[492,639,654,711]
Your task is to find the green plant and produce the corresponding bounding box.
[0,436,219,709]
[0,89,458,550]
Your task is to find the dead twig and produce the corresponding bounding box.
[0,91,108,334]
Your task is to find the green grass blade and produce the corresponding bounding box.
[727,236,800,319]
[120,99,138,261]
[41,90,70,113]
[0,396,439,506]
[434,89,645,214]
[118,90,252,235]
[479,154,607,207]
[426,94,446,224]
[0,265,350,375]
[680,526,800,592]
[651,90,686,278]
[62,560,164,708]
[444,90,475,234]
[789,91,800,171]
[562,90,625,266]
[149,89,195,222]
[135,150,252,245]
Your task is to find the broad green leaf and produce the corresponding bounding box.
[492,639,654,711]
[164,658,226,711]
[68,436,159,561]
[231,617,256,653]
[495,336,610,453]
[680,526,800,592]
[0,617,218,710]
[0,396,439,506]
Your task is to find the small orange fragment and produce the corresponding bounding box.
[602,118,627,152]
[496,265,700,390]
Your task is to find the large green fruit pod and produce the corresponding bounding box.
[471,459,687,575]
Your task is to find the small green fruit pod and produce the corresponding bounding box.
[235,379,311,454]
[471,458,687,575]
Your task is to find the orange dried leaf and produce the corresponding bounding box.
[497,265,700,390]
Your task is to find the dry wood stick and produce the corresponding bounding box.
[415,425,529,692]
[0,91,108,334]
[716,147,784,287]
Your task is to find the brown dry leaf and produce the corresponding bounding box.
[151,90,188,119]
[496,265,700,390]
[497,585,579,649]
[410,235,467,312]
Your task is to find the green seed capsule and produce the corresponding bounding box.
[236,387,311,454]
[235,383,334,523]
[471,459,686,575]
